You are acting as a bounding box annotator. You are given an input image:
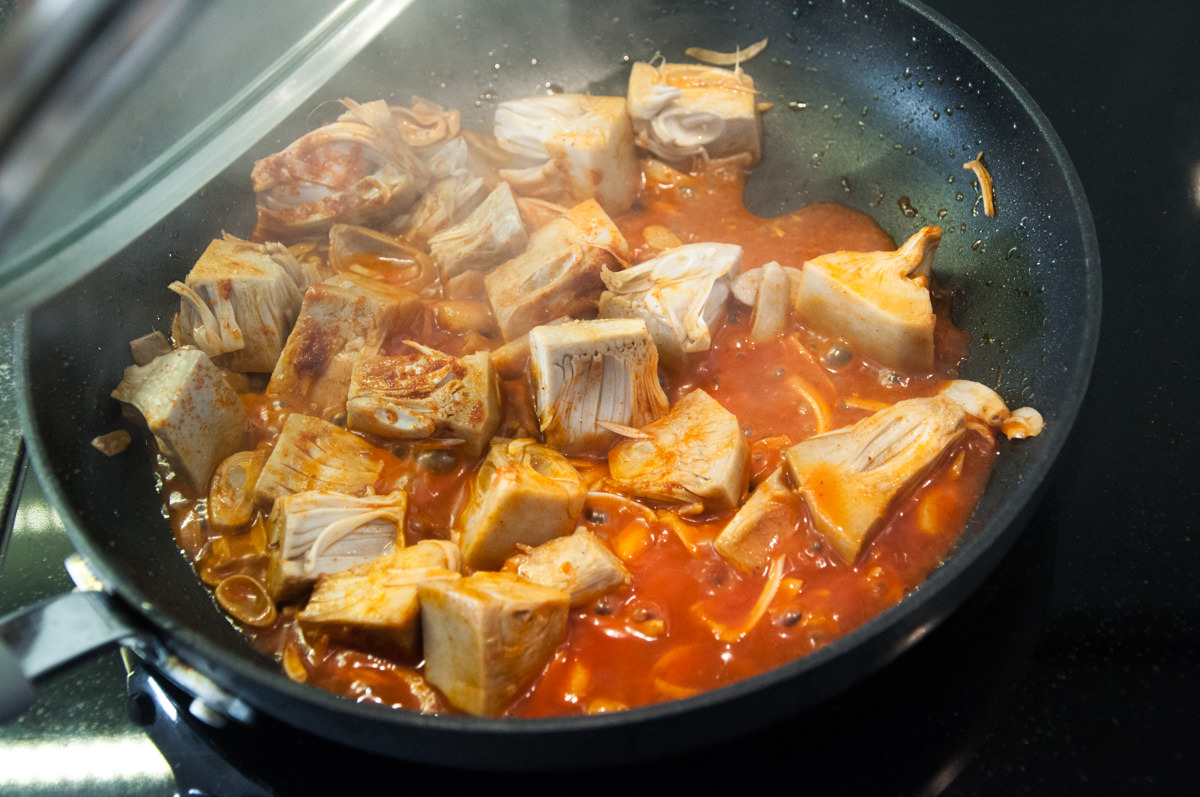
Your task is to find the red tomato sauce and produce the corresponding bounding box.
[163,159,994,718]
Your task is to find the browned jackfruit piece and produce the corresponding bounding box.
[297,539,464,658]
[251,99,428,242]
[484,199,628,342]
[266,275,420,419]
[252,413,388,507]
[346,345,500,458]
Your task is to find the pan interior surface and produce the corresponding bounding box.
[15,0,1098,768]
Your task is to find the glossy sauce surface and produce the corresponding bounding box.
[166,159,993,717]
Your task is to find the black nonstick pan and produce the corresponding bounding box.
[3,0,1099,769]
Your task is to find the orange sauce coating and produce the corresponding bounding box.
[165,159,993,717]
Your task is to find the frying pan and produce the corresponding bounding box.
[2,0,1099,769]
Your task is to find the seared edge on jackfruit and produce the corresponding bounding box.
[346,344,501,458]
[252,99,429,242]
[253,413,389,508]
[266,274,421,419]
[485,198,629,342]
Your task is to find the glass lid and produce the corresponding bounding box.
[0,0,413,316]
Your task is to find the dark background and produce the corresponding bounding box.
[920,0,1200,791]
[1,1,1197,794]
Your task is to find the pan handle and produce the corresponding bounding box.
[0,588,149,722]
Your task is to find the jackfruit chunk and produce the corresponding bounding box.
[111,347,247,492]
[346,346,500,457]
[251,98,428,242]
[784,393,967,564]
[713,466,805,573]
[266,275,421,419]
[297,539,463,658]
[599,243,741,367]
[253,413,388,507]
[794,226,942,373]
[429,181,529,284]
[264,489,407,601]
[493,94,638,216]
[626,61,761,164]
[608,389,749,513]
[503,529,630,607]
[169,236,310,373]
[485,199,629,342]
[455,438,586,571]
[419,571,569,716]
[528,318,670,454]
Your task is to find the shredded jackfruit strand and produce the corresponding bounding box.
[301,509,401,574]
[962,151,996,217]
[684,37,769,67]
[596,420,649,439]
[169,280,243,355]
[786,375,832,434]
[391,97,460,149]
[264,240,310,290]
[647,644,704,700]
[841,396,892,414]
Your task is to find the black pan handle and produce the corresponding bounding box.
[0,588,149,722]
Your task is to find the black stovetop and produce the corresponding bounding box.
[2,1,1198,793]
